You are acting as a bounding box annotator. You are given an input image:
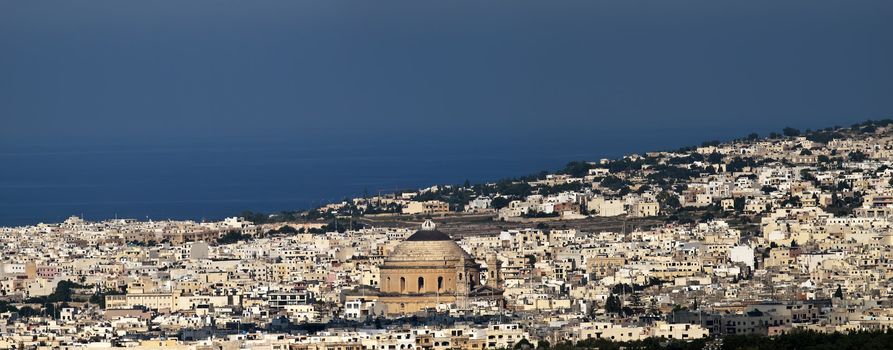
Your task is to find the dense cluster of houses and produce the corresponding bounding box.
[4,123,893,348]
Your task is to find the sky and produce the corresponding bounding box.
[1,1,892,225]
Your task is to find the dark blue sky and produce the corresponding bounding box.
[3,0,892,150]
[1,1,892,225]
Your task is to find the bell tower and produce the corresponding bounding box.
[485,254,501,289]
[456,256,469,297]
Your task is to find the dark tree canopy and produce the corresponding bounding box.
[782,127,801,137]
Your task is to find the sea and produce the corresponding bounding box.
[0,128,754,227]
[0,143,582,227]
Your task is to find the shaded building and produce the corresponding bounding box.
[377,220,503,315]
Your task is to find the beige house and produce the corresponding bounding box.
[629,202,659,217]
[402,200,450,215]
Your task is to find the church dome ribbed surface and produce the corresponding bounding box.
[386,229,472,262]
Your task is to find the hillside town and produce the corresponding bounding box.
[5,120,893,349]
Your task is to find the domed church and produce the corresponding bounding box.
[377,220,503,315]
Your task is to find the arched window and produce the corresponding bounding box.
[400,277,406,292]
[437,276,444,291]
[459,273,463,280]
[418,277,425,292]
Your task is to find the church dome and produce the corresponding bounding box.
[405,229,452,241]
[386,221,473,262]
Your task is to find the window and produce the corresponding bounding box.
[418,277,425,291]
[400,277,406,292]
[437,276,444,291]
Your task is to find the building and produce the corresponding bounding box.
[376,220,502,315]
[402,201,450,215]
[629,202,659,217]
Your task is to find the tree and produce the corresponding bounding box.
[523,210,560,219]
[783,127,800,137]
[834,285,844,299]
[605,293,622,314]
[781,195,802,208]
[657,191,681,210]
[617,186,631,196]
[89,293,107,308]
[600,176,629,191]
[734,197,746,212]
[26,280,86,304]
[536,340,550,350]
[726,157,756,172]
[44,302,70,318]
[807,131,844,144]
[561,161,594,178]
[490,197,510,209]
[837,181,852,191]
[723,329,893,350]
[278,225,298,234]
[217,230,249,245]
[496,181,533,197]
[849,151,867,162]
[701,211,715,222]
[239,210,270,224]
[267,225,299,236]
[513,339,533,350]
[17,306,37,318]
[612,284,634,294]
[0,300,17,313]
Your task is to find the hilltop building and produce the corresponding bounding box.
[373,220,503,315]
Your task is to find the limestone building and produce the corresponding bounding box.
[376,220,503,315]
